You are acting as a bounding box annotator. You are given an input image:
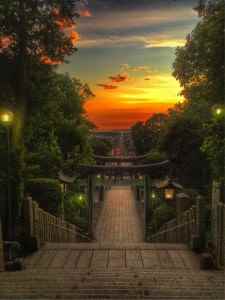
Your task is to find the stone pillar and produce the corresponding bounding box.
[0,219,4,271]
[144,175,151,241]
[88,176,94,238]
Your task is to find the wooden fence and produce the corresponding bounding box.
[214,201,225,268]
[211,181,225,268]
[23,197,90,248]
[149,205,198,244]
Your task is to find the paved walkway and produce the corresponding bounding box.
[95,186,143,243]
[24,243,200,271]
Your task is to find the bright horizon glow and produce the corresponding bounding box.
[60,0,199,130]
[85,72,183,130]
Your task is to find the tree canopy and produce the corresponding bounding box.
[132,0,224,187]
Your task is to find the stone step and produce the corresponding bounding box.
[42,242,189,250]
[23,243,200,271]
[0,269,223,299]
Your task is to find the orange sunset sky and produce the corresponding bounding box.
[60,0,199,130]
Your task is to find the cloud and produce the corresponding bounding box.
[76,0,92,17]
[145,38,186,48]
[40,56,63,65]
[76,2,198,49]
[77,33,187,49]
[120,64,152,76]
[80,9,92,17]
[109,74,128,83]
[97,83,118,90]
[79,6,197,32]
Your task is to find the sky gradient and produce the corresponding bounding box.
[60,0,199,130]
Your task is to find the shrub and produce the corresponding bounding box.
[26,178,62,215]
[64,192,88,227]
[150,202,176,232]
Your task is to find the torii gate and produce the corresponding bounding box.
[74,160,171,240]
[93,153,152,165]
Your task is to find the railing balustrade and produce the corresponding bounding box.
[23,197,90,249]
[149,205,197,244]
[215,201,225,268]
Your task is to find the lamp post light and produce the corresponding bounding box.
[163,179,183,202]
[164,187,176,201]
[215,108,222,116]
[213,106,224,117]
[0,111,13,240]
[78,194,84,202]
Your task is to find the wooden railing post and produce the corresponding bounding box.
[23,197,40,251]
[136,185,141,202]
[88,175,94,238]
[144,175,151,241]
[0,219,4,271]
[211,181,220,249]
[211,181,225,268]
[99,185,104,202]
[196,195,207,251]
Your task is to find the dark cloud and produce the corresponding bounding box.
[109,74,128,83]
[89,0,198,12]
[97,83,118,90]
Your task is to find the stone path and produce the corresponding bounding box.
[24,243,200,271]
[95,186,143,243]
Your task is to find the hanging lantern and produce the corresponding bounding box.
[164,187,175,200]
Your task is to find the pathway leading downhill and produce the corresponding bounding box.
[95,186,144,243]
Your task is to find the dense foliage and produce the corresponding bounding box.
[0,0,97,230]
[0,0,81,210]
[132,0,224,190]
[26,178,62,215]
[91,138,113,156]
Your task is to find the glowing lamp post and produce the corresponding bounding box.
[215,108,222,115]
[78,194,84,202]
[162,179,182,202]
[0,111,13,240]
[213,106,224,117]
[164,187,176,201]
[1,113,12,123]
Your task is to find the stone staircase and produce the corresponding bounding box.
[0,242,224,299]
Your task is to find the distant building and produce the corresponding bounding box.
[92,130,135,156]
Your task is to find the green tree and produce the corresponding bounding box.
[24,72,94,178]
[173,0,224,105]
[91,138,113,156]
[0,0,79,208]
[202,113,225,180]
[173,0,224,183]
[161,110,210,189]
[131,113,168,155]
